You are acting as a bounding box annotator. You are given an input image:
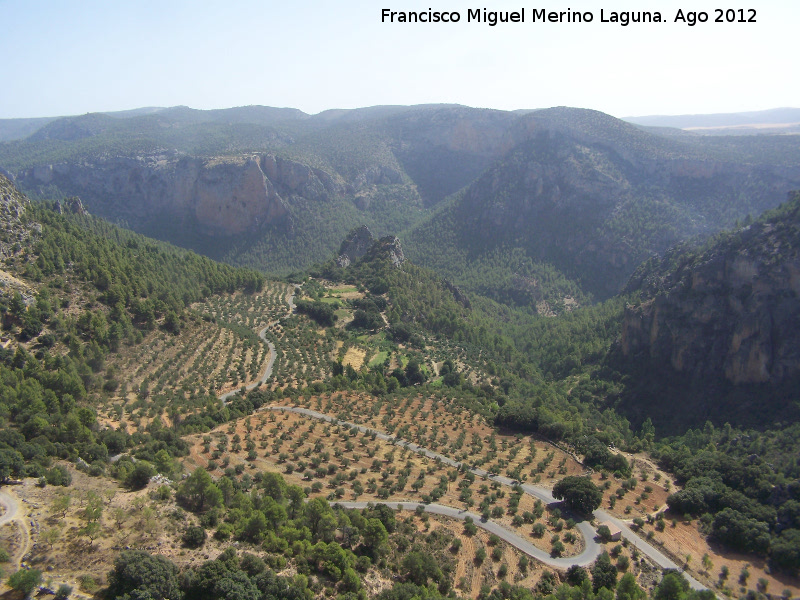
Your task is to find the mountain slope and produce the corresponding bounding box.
[404,108,800,300]
[612,191,800,429]
[4,103,800,294]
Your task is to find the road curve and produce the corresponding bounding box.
[265,406,707,590]
[0,488,30,569]
[220,285,298,402]
[335,501,600,568]
[221,287,706,589]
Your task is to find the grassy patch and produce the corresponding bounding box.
[369,351,389,367]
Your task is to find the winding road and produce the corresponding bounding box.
[336,501,600,568]
[220,287,706,589]
[262,406,705,588]
[219,285,298,402]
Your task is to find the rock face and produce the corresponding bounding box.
[0,174,34,260]
[55,196,88,215]
[621,192,800,385]
[337,226,375,267]
[443,279,471,308]
[371,236,405,268]
[17,153,346,237]
[336,226,405,269]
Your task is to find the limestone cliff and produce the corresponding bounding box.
[621,192,800,385]
[16,153,347,237]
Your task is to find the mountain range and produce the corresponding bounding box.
[2,99,800,590]
[2,103,799,307]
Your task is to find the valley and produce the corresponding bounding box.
[0,100,799,600]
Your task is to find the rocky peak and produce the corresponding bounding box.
[55,196,88,215]
[336,225,375,267]
[335,227,406,269]
[371,235,405,268]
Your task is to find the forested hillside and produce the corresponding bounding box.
[4,104,800,308]
[403,108,800,300]
[0,174,265,483]
[1,107,800,600]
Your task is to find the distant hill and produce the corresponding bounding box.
[625,107,800,134]
[404,107,800,299]
[2,103,800,306]
[0,116,61,142]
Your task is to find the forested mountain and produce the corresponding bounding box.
[403,108,800,300]
[3,104,800,308]
[1,162,800,598]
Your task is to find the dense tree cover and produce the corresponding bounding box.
[552,476,603,515]
[295,300,337,327]
[402,212,591,315]
[0,195,265,482]
[658,420,800,571]
[107,551,183,600]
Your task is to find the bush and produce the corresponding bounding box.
[597,525,612,541]
[125,462,155,490]
[8,568,42,595]
[44,465,72,487]
[182,526,206,548]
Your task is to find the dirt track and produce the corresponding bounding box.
[0,488,30,568]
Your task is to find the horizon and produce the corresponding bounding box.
[2,102,799,123]
[2,1,798,120]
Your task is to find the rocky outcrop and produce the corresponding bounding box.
[55,196,88,215]
[337,226,375,267]
[17,153,346,237]
[0,175,35,260]
[336,226,405,269]
[372,236,405,268]
[621,192,800,385]
[443,279,470,308]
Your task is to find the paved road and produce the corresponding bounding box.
[220,286,298,402]
[594,509,705,590]
[266,406,707,590]
[221,287,707,589]
[335,501,601,568]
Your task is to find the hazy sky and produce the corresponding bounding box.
[2,0,797,119]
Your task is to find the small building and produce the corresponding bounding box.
[599,521,622,541]
[0,338,12,350]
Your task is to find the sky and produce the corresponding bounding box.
[1,0,798,119]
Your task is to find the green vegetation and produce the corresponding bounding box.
[552,476,603,515]
[0,182,265,485]
[1,144,799,596]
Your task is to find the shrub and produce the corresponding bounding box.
[182,526,206,548]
